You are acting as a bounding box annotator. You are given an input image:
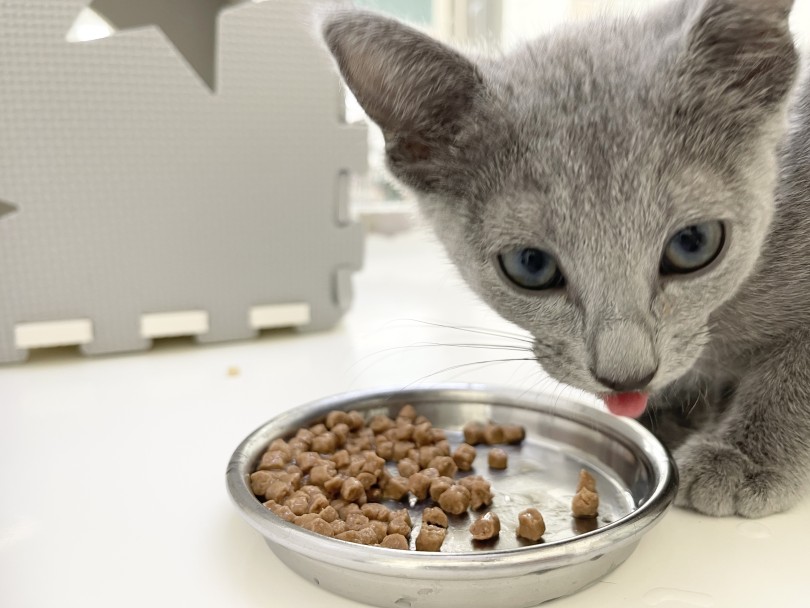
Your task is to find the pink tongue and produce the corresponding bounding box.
[602,392,649,418]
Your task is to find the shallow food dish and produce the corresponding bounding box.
[227,384,677,608]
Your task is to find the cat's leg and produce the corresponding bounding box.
[674,336,810,518]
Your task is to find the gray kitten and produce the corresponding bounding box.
[321,0,810,518]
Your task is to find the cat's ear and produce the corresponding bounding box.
[320,9,485,195]
[680,0,797,122]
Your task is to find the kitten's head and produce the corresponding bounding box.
[321,0,798,414]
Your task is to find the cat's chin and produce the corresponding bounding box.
[601,392,649,419]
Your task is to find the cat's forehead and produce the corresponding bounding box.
[482,164,730,255]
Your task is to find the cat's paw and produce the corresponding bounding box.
[674,436,794,518]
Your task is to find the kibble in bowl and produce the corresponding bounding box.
[227,385,677,608]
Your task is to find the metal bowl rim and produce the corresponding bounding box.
[226,383,678,579]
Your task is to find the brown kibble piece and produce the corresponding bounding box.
[357,527,379,545]
[268,438,293,459]
[347,410,365,431]
[249,470,275,496]
[397,458,421,478]
[470,512,501,540]
[369,414,395,434]
[392,441,416,461]
[388,516,412,537]
[323,474,345,496]
[309,463,337,487]
[452,443,477,471]
[393,419,414,441]
[392,508,412,527]
[415,524,446,551]
[428,455,458,477]
[502,424,525,444]
[330,423,350,446]
[263,500,295,523]
[295,428,315,445]
[331,449,351,470]
[459,475,493,510]
[319,505,338,523]
[437,484,471,515]
[296,451,322,473]
[361,503,391,522]
[434,440,451,456]
[382,475,410,501]
[375,439,394,460]
[287,437,310,455]
[572,487,599,519]
[418,445,440,469]
[302,517,334,537]
[398,404,417,420]
[483,424,505,445]
[428,476,454,501]
[362,452,386,474]
[422,507,449,528]
[311,432,338,454]
[332,499,361,521]
[264,480,293,503]
[380,534,409,550]
[412,422,434,447]
[517,508,546,541]
[370,519,389,543]
[577,469,597,493]
[309,423,327,436]
[357,471,377,490]
[286,492,310,516]
[340,477,365,502]
[345,512,371,531]
[330,519,347,535]
[325,410,349,429]
[408,472,432,501]
[463,422,485,445]
[257,450,288,471]
[336,530,363,544]
[488,448,508,470]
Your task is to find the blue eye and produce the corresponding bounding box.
[661,221,725,275]
[498,248,565,290]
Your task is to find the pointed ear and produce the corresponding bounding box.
[679,0,797,122]
[320,9,485,195]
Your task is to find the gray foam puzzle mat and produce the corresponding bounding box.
[0,0,366,363]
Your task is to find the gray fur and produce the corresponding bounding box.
[321,0,810,517]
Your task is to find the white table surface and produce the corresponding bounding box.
[2,228,808,608]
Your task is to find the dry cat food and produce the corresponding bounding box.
[462,422,525,446]
[469,512,501,540]
[516,508,546,541]
[251,407,598,550]
[487,448,509,470]
[250,404,509,552]
[571,469,599,519]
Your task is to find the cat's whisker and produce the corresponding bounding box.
[398,357,538,391]
[391,318,534,345]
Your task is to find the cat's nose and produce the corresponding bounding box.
[592,368,657,392]
[589,319,658,392]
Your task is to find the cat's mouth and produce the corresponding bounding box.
[601,392,648,419]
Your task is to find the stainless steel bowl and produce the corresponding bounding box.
[227,384,677,608]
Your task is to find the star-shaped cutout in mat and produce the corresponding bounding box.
[68,0,236,91]
[0,199,18,220]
